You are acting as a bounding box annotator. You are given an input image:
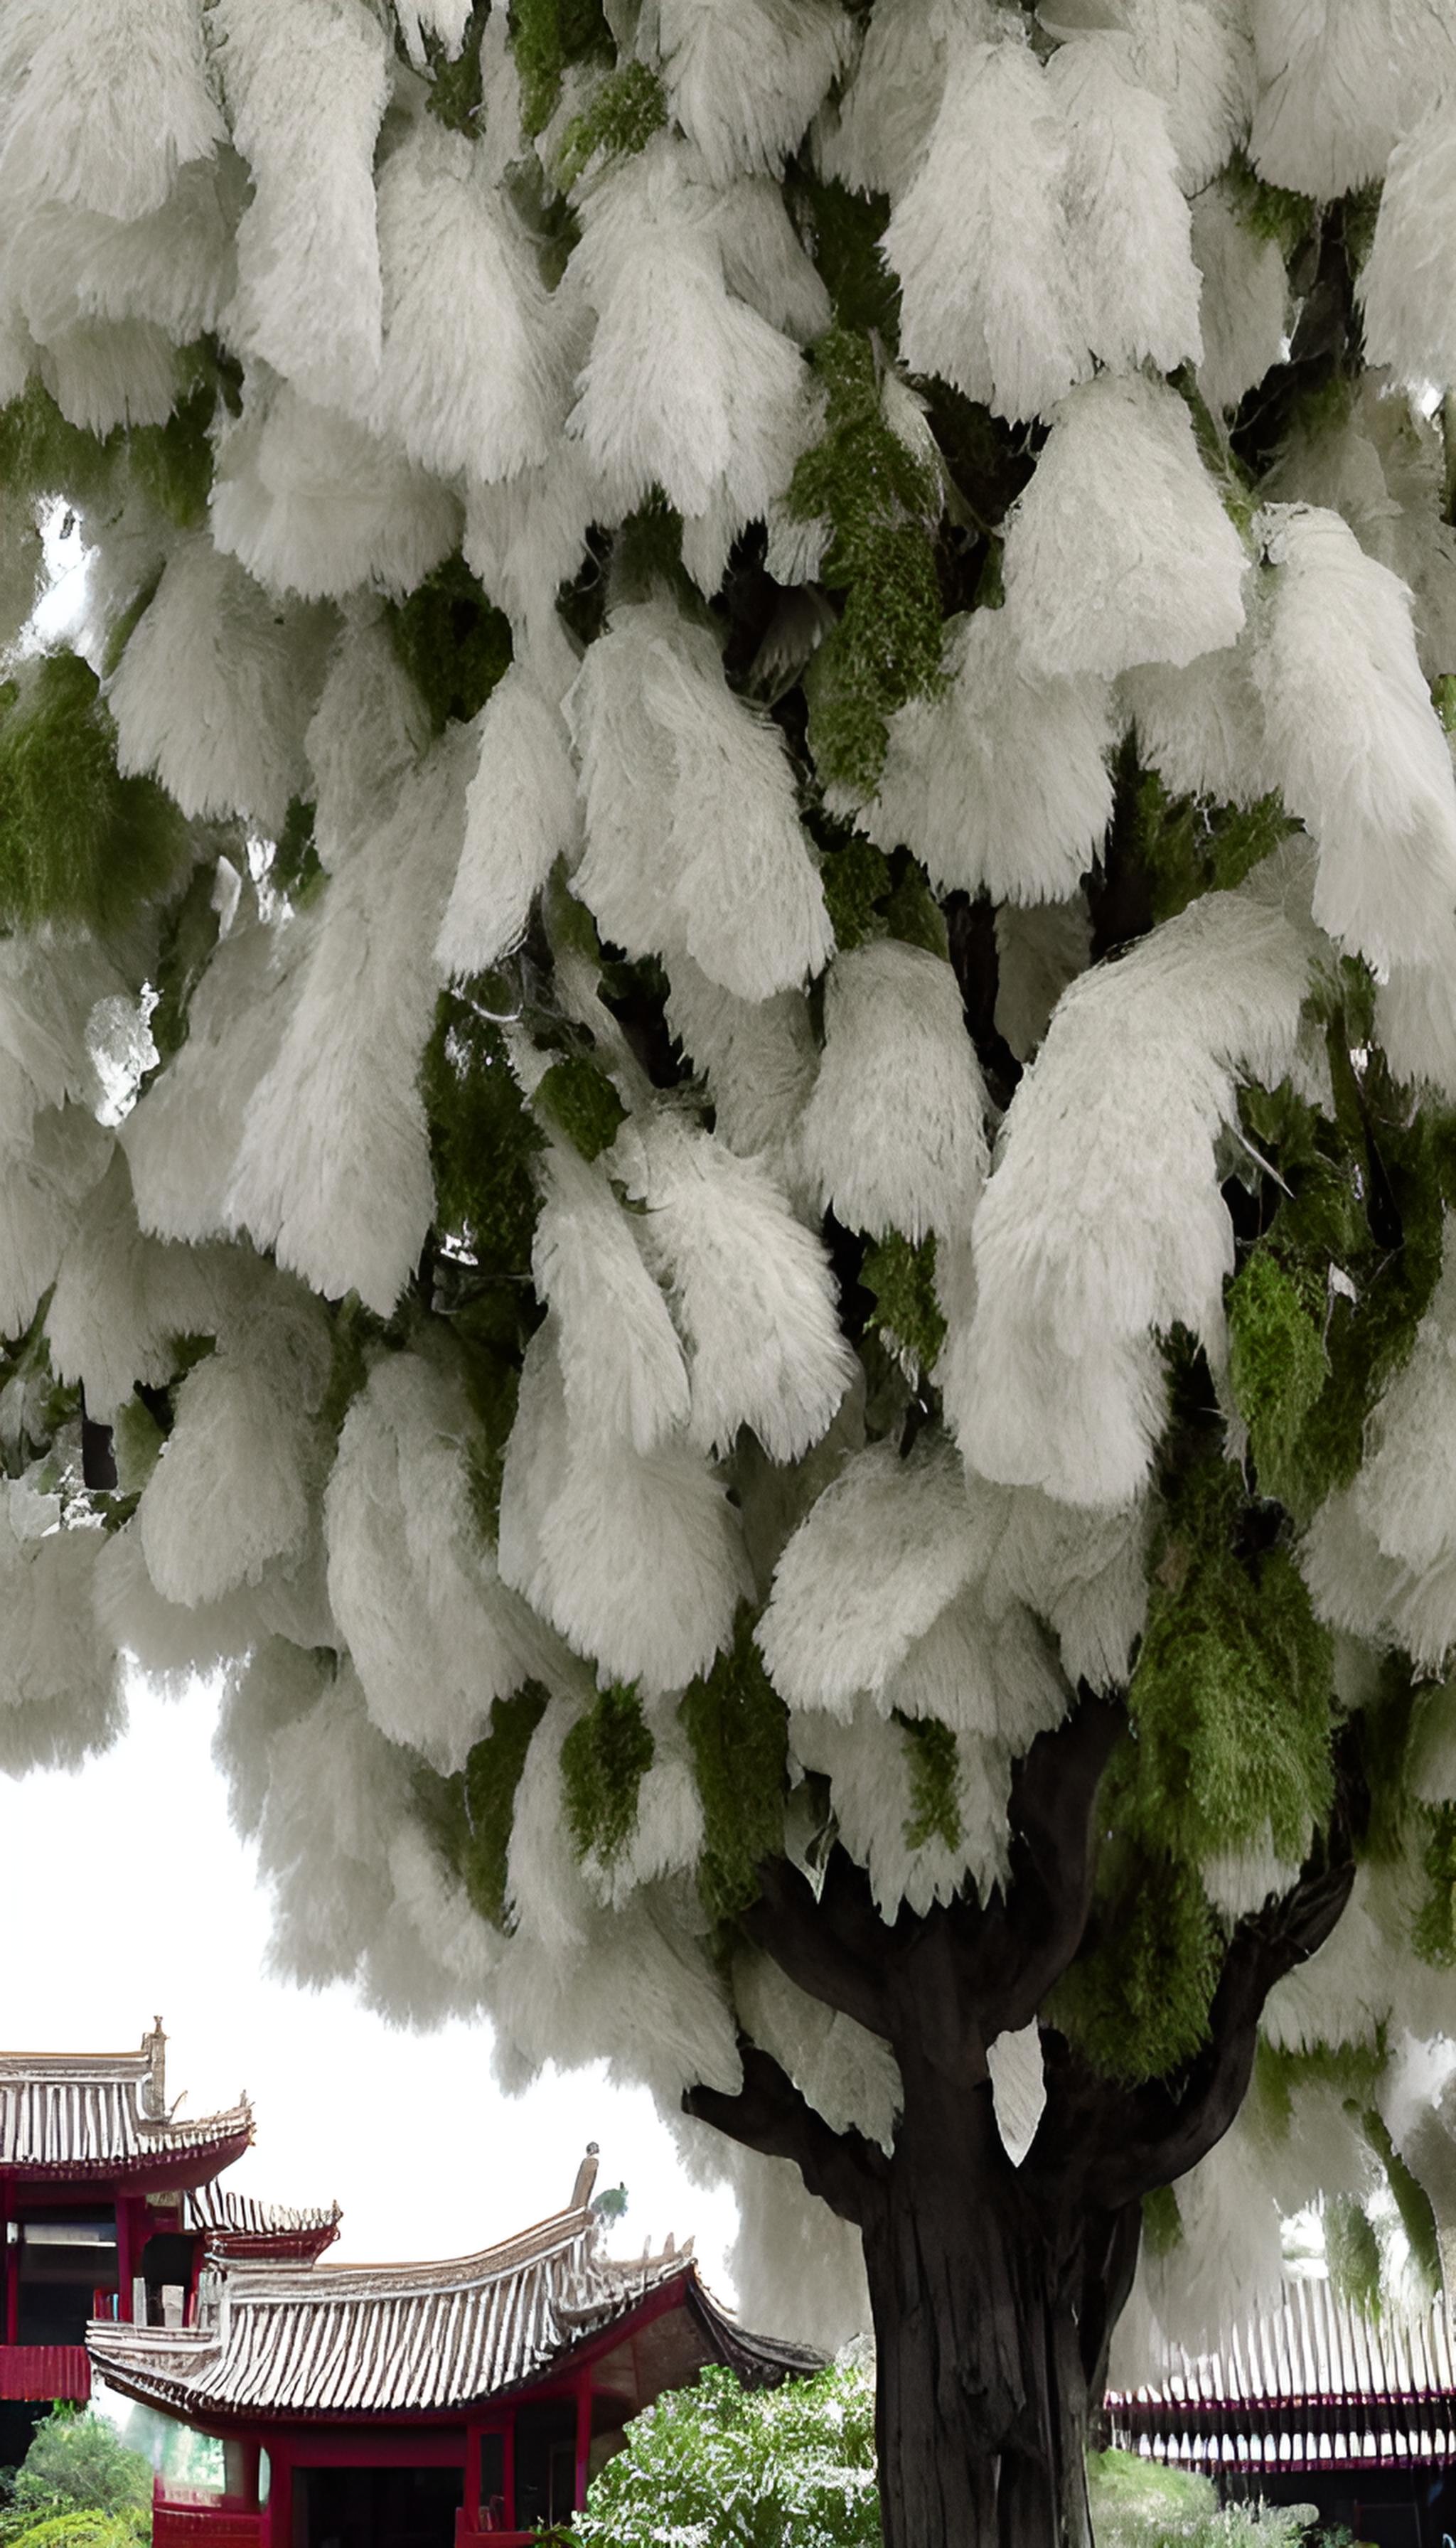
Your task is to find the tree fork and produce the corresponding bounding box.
[684,1701,1358,2548]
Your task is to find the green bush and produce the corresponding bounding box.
[0,2407,151,2544]
[569,2357,879,2548]
[1088,2449,1322,2548]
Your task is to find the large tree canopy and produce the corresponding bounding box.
[6,0,1456,2539]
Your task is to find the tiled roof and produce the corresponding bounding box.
[181,2186,341,2261]
[0,2035,252,2178]
[89,2208,815,2421]
[1108,2279,1456,2473]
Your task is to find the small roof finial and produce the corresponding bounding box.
[141,2018,167,2121]
[571,2142,600,2211]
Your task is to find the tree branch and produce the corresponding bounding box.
[740,1855,896,2041]
[682,2040,888,2228]
[1078,1837,1355,2210]
[989,1695,1123,2035]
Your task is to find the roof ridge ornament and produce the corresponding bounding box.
[569,2140,599,2211]
[140,2017,167,2120]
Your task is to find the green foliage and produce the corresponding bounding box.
[147,860,224,1066]
[1049,1842,1221,2086]
[112,1395,164,1497]
[680,1611,789,1920]
[880,850,948,958]
[569,2358,879,2548]
[535,1053,627,1160]
[899,1713,961,1851]
[1362,2108,1443,2297]
[1324,2196,1383,2317]
[6,2408,151,2522]
[316,1295,379,1438]
[425,7,486,132]
[1253,2032,1388,2136]
[1087,2448,1317,2548]
[1233,1069,1456,1516]
[386,556,512,732]
[0,652,191,931]
[789,176,899,341]
[424,993,544,1271]
[512,0,614,136]
[268,798,323,904]
[1125,1455,1334,1866]
[818,830,892,951]
[0,382,115,508]
[1226,1251,1329,1509]
[1141,2183,1182,2259]
[860,1232,946,1378]
[562,1682,655,1868]
[127,373,215,529]
[449,1284,532,1531]
[560,62,667,188]
[0,1309,81,1482]
[1122,757,1285,924]
[814,828,947,962]
[789,329,946,796]
[456,1684,550,1929]
[1222,151,1317,263]
[1414,1802,1456,1965]
[0,2516,149,2548]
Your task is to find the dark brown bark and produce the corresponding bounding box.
[682,1698,1357,2548]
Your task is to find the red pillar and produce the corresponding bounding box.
[0,2178,11,2345]
[502,2420,515,2533]
[574,2374,592,2516]
[463,2428,480,2534]
[266,2444,291,2548]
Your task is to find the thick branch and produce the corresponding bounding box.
[990,1695,1123,2034]
[740,1854,896,2041]
[683,2040,888,2228]
[1078,1839,1355,2210]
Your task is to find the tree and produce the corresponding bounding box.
[1,2407,151,2535]
[4,2,1456,2542]
[569,2355,879,2548]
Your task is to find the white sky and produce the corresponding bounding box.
[0,1671,739,2292]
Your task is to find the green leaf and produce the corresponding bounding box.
[788,329,946,797]
[560,61,666,188]
[459,1685,551,1929]
[562,1682,655,1869]
[0,653,191,932]
[680,1611,788,1919]
[535,1053,628,1161]
[898,1713,961,1851]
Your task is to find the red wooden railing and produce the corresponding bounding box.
[0,2344,91,2402]
[152,2482,264,2548]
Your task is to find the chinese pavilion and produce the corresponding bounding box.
[89,2150,818,2548]
[0,2023,336,2473]
[1108,2278,1456,2548]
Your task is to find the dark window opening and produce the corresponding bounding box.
[15,2213,117,2345]
[140,2230,196,2327]
[295,2463,462,2548]
[513,2401,577,2533]
[476,2432,505,2529]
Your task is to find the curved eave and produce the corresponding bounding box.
[2,2126,253,2194]
[203,2230,341,2266]
[87,2265,824,2430]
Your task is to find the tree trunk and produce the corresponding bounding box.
[683,1701,1359,2548]
[860,2065,1140,2548]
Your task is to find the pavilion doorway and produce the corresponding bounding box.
[295,2463,463,2548]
